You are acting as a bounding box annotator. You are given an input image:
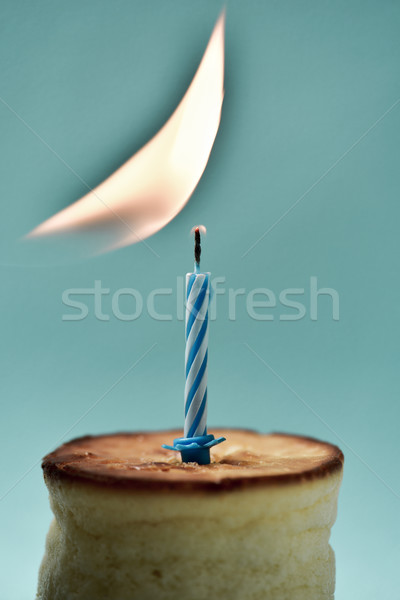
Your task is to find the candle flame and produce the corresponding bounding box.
[27,13,225,254]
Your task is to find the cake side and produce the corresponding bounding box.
[38,468,343,600]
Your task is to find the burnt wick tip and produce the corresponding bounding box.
[194,228,201,265]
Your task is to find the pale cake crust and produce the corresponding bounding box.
[42,430,344,492]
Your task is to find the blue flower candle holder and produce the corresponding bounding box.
[162,433,226,465]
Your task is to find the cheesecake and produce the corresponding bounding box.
[37,429,344,600]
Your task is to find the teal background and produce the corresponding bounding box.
[1,0,399,597]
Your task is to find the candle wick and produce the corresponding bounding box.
[194,227,201,266]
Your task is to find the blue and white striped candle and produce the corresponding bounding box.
[162,226,225,464]
[184,266,210,438]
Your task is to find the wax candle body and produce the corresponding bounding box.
[184,270,210,438]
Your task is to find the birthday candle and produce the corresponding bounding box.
[184,229,210,437]
[162,226,225,464]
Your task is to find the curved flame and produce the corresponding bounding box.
[28,13,225,253]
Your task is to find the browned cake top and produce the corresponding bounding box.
[42,429,343,492]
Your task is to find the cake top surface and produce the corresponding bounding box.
[42,430,343,492]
